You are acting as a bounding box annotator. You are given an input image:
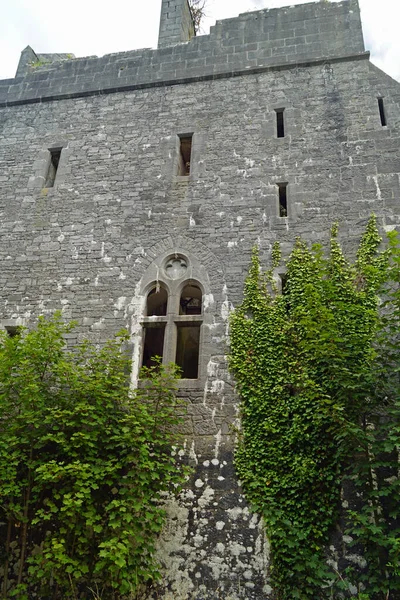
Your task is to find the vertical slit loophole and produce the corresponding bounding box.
[378,98,387,127]
[276,109,285,138]
[44,147,62,188]
[278,183,288,217]
[178,134,193,175]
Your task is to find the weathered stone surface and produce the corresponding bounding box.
[0,0,400,597]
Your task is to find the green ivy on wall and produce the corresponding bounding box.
[230,217,400,599]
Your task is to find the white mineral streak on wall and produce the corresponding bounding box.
[214,429,222,458]
[152,482,270,600]
[203,292,214,311]
[221,284,234,337]
[126,281,146,387]
[372,175,382,201]
[152,493,193,599]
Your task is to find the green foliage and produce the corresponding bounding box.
[338,230,400,598]
[29,59,51,69]
[229,216,400,599]
[0,314,188,599]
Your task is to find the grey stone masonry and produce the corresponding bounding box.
[15,46,76,79]
[0,0,365,107]
[0,0,400,598]
[158,0,196,48]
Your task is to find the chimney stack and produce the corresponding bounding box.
[158,0,196,48]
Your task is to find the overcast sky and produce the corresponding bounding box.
[0,0,399,82]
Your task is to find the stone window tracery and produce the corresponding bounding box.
[141,256,204,379]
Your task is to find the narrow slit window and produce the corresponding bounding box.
[278,183,288,217]
[178,134,193,176]
[276,109,285,138]
[280,274,288,295]
[44,147,62,188]
[175,323,200,379]
[142,324,166,370]
[378,98,387,126]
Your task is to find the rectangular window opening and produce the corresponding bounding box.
[278,183,288,217]
[141,324,166,371]
[378,97,387,127]
[276,109,285,138]
[5,325,21,338]
[178,134,193,176]
[175,323,200,379]
[44,147,62,188]
[280,274,288,295]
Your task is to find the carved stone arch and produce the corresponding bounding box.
[130,238,227,387]
[133,234,226,299]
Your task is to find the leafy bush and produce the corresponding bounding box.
[0,315,188,599]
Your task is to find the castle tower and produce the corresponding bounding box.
[0,0,400,597]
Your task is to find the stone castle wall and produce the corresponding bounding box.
[1,0,364,106]
[0,1,400,597]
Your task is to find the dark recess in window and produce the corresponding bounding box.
[276,109,285,138]
[175,323,200,379]
[280,273,288,294]
[178,134,193,176]
[278,183,288,217]
[378,97,387,126]
[146,287,168,316]
[180,284,202,315]
[5,326,21,338]
[44,147,62,188]
[142,324,166,369]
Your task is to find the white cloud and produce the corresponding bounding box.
[0,0,399,82]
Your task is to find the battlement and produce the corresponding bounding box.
[0,0,365,106]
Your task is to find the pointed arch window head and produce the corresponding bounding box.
[146,286,168,316]
[180,284,202,315]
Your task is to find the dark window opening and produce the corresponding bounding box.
[44,147,62,188]
[278,183,288,217]
[178,134,193,176]
[142,325,166,370]
[180,284,202,315]
[378,98,387,126]
[175,324,200,379]
[276,109,285,138]
[146,286,168,316]
[5,326,21,338]
[280,274,288,294]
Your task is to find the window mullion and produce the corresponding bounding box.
[163,316,177,365]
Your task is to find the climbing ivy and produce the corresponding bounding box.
[337,229,400,599]
[229,216,400,599]
[0,314,188,599]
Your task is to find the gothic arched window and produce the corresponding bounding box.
[141,259,204,379]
